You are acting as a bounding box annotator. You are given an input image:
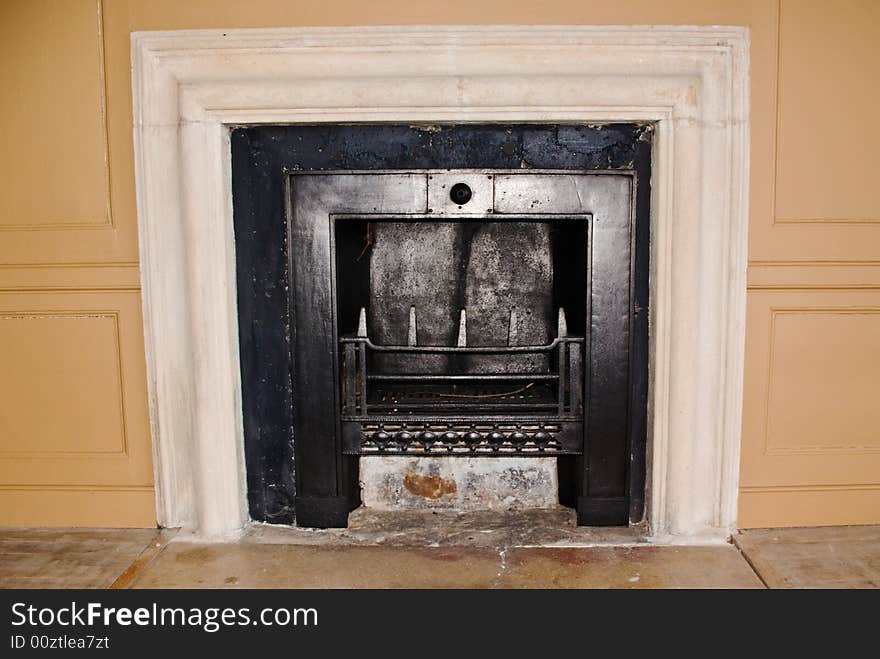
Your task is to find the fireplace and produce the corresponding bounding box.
[132,26,749,541]
[232,125,650,528]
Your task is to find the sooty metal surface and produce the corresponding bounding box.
[368,220,554,374]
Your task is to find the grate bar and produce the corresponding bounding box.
[366,374,558,382]
[339,336,582,353]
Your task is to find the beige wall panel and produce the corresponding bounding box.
[0,291,153,491]
[739,288,880,526]
[0,488,155,528]
[0,0,138,265]
[775,0,880,221]
[749,0,880,261]
[739,487,880,529]
[764,310,880,453]
[126,0,771,28]
[0,0,106,227]
[0,313,125,455]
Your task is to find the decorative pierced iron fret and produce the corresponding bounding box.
[342,421,583,456]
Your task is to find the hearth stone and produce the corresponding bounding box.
[360,457,558,511]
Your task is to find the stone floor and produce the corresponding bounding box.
[1,511,878,589]
[732,525,880,589]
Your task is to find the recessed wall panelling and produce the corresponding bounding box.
[738,488,880,529]
[0,0,138,264]
[0,0,107,228]
[739,289,880,528]
[748,0,880,262]
[0,291,153,493]
[765,310,880,453]
[740,1,880,527]
[775,0,880,222]
[0,488,156,527]
[0,312,125,456]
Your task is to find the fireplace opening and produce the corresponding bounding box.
[231,124,651,530]
[335,218,589,454]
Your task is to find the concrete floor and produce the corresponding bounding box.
[1,512,878,589]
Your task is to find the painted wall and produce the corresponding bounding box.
[0,0,877,528]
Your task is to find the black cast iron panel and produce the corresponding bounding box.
[231,124,651,527]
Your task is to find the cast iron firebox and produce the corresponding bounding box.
[231,125,651,529]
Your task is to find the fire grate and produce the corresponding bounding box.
[340,307,585,456]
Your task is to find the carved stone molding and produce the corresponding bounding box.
[131,26,750,540]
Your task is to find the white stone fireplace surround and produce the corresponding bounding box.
[132,25,749,542]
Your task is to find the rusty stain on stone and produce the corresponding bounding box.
[403,472,457,499]
[108,554,151,590]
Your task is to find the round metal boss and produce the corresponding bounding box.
[449,182,472,205]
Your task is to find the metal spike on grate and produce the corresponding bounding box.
[407,305,417,346]
[357,307,367,337]
[507,307,518,346]
[457,309,467,347]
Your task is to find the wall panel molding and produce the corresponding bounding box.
[741,483,880,493]
[0,310,127,459]
[740,290,880,508]
[0,0,112,231]
[0,263,141,291]
[763,307,880,455]
[749,0,880,262]
[0,0,138,265]
[0,290,153,489]
[748,262,880,289]
[772,0,880,226]
[0,488,155,527]
[0,484,153,492]
[739,488,880,528]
